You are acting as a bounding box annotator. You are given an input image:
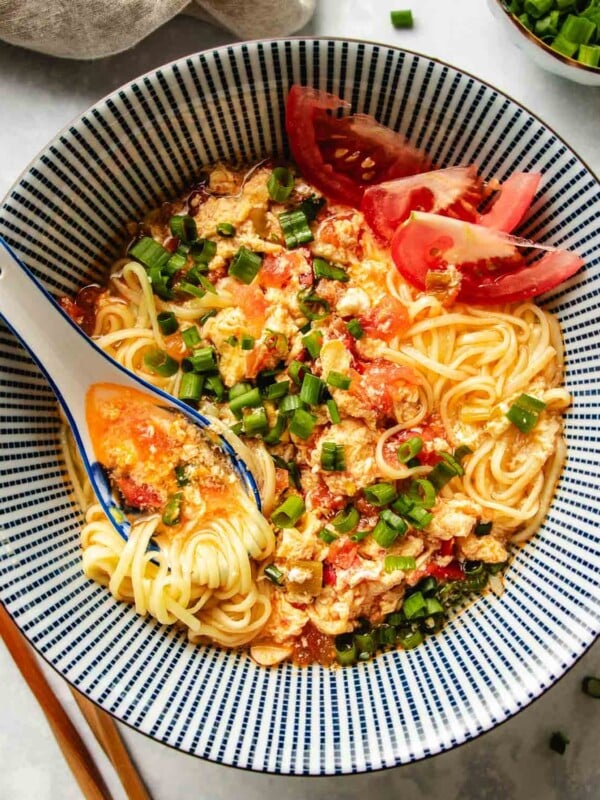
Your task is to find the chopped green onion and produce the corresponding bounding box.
[297,194,326,222]
[204,373,225,401]
[453,445,473,463]
[216,222,236,237]
[157,311,179,336]
[320,442,346,472]
[549,731,569,755]
[230,421,243,435]
[506,404,538,433]
[335,633,357,666]
[299,373,324,405]
[267,167,295,202]
[169,214,197,243]
[313,257,349,282]
[271,495,305,528]
[264,564,284,585]
[579,43,600,66]
[380,509,408,534]
[582,676,600,698]
[385,611,405,626]
[474,520,493,537]
[143,348,179,377]
[372,519,400,548]
[331,505,360,533]
[228,246,263,284]
[264,329,289,358]
[384,555,416,572]
[327,398,341,424]
[302,330,323,359]
[279,208,313,248]
[129,237,171,271]
[326,371,351,390]
[346,318,364,339]
[397,436,423,464]
[176,281,206,299]
[182,346,216,374]
[397,629,424,650]
[289,360,309,387]
[174,465,189,486]
[416,576,438,597]
[403,591,426,619]
[279,394,304,416]
[428,454,462,491]
[264,380,290,400]
[241,334,255,350]
[518,12,534,30]
[298,289,330,321]
[350,528,371,542]
[229,381,253,400]
[190,239,217,265]
[514,393,546,413]
[162,492,183,526]
[196,274,217,295]
[407,504,433,530]
[391,494,413,516]
[560,12,596,43]
[425,597,444,615]
[229,387,262,416]
[407,478,436,509]
[354,619,376,655]
[364,483,397,507]
[243,407,269,436]
[487,562,505,575]
[535,10,561,37]
[179,371,203,403]
[376,624,397,646]
[199,309,217,326]
[225,335,239,347]
[524,0,553,18]
[289,408,317,440]
[319,528,339,544]
[263,413,287,445]
[391,9,414,28]
[552,33,579,56]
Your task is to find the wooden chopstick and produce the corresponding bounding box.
[0,601,113,800]
[70,688,152,800]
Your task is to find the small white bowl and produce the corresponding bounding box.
[488,0,600,86]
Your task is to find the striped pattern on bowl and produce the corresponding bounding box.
[1,38,599,774]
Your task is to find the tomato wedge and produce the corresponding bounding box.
[361,166,483,243]
[285,85,430,208]
[477,172,541,233]
[391,212,583,304]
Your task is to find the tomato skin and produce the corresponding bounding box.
[286,85,430,208]
[426,561,465,582]
[353,360,419,420]
[323,563,337,587]
[115,476,162,512]
[391,211,583,303]
[361,166,483,243]
[478,172,541,233]
[359,296,410,342]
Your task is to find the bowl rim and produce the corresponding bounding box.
[2,34,600,774]
[491,0,600,76]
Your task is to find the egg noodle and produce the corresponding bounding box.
[60,162,570,665]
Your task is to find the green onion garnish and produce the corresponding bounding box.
[243,407,269,436]
[302,330,323,359]
[384,555,416,572]
[407,478,436,509]
[379,509,408,533]
[297,289,330,321]
[182,346,216,374]
[331,505,360,533]
[264,564,284,585]
[228,246,263,284]
[279,394,304,416]
[143,348,179,377]
[579,43,600,66]
[299,373,324,405]
[289,360,309,387]
[320,442,346,472]
[289,408,317,440]
[190,239,217,265]
[372,519,400,548]
[354,619,376,655]
[229,381,253,400]
[199,309,217,326]
[364,482,397,507]
[162,492,183,526]
[326,371,351,390]
[474,520,493,537]
[350,528,371,543]
[582,676,600,698]
[346,318,364,339]
[241,334,255,350]
[264,380,290,400]
[397,436,423,464]
[216,222,236,237]
[176,281,206,299]
[403,591,426,619]
[391,9,414,28]
[327,398,341,424]
[169,215,198,244]
[174,465,189,486]
[267,167,295,202]
[179,371,203,403]
[271,495,305,528]
[157,311,179,336]
[506,392,546,433]
[319,527,339,544]
[263,413,288,445]
[229,387,263,416]
[204,373,225,401]
[406,504,433,530]
[279,208,313,248]
[297,194,326,222]
[129,237,171,271]
[398,629,424,650]
[335,633,357,666]
[313,257,349,282]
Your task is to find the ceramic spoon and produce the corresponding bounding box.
[0,236,261,540]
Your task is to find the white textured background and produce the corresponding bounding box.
[1,1,599,798]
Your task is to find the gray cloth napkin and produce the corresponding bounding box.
[0,0,316,59]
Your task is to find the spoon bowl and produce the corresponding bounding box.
[0,235,261,541]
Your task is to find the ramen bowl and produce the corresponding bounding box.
[1,38,600,775]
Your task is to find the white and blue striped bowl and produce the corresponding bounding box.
[1,38,600,775]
